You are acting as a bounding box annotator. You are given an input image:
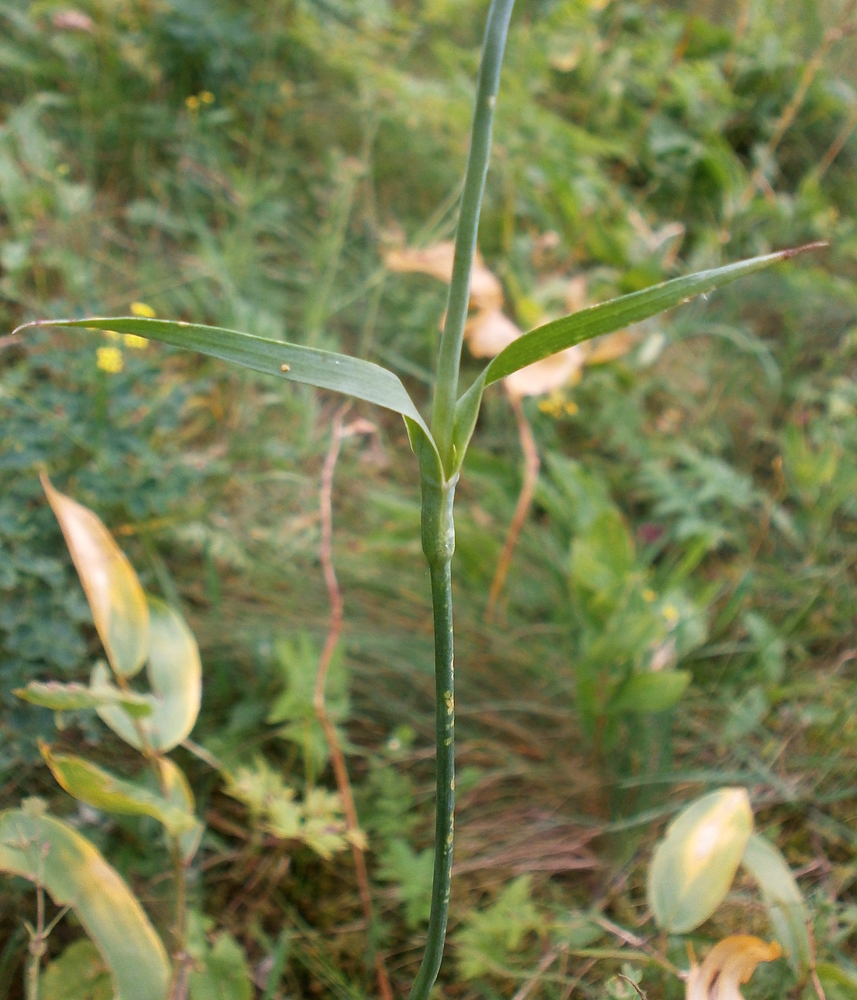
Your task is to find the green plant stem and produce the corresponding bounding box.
[410,481,456,1000]
[431,0,515,471]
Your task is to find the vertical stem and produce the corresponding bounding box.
[414,2,515,991]
[410,482,456,1000]
[431,0,516,471]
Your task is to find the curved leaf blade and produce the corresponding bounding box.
[453,246,824,471]
[741,832,811,973]
[484,246,823,386]
[42,475,149,678]
[96,597,202,752]
[41,745,199,838]
[647,787,753,933]
[20,316,431,432]
[0,804,171,1000]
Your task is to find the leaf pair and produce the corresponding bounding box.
[13,245,822,479]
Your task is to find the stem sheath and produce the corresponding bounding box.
[410,482,456,1000]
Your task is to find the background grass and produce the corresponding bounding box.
[2,0,857,997]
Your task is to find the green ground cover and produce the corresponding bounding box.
[2,0,857,997]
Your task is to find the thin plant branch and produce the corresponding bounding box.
[313,402,394,1000]
[485,393,540,623]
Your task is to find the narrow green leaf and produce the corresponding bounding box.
[741,832,811,973]
[17,317,445,480]
[96,596,202,752]
[647,787,753,933]
[42,474,149,678]
[610,671,691,714]
[15,680,152,718]
[0,804,171,1000]
[453,245,824,470]
[41,745,198,838]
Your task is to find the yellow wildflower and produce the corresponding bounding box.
[130,301,156,318]
[123,334,148,350]
[662,604,680,625]
[96,347,123,374]
[199,91,215,104]
[103,329,121,341]
[185,95,200,112]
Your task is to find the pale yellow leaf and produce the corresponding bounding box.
[464,307,522,357]
[583,329,639,365]
[505,347,585,399]
[384,241,503,310]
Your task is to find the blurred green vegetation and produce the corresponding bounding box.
[2,0,857,997]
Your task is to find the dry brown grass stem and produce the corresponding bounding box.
[313,402,394,1000]
[485,394,541,624]
[739,0,857,208]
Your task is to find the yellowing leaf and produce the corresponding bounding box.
[648,788,753,933]
[0,809,171,1000]
[42,475,149,678]
[40,745,200,839]
[686,935,782,1000]
[95,597,202,752]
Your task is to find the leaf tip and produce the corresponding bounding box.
[778,241,828,260]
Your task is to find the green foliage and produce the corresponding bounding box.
[455,875,546,981]
[41,940,112,1000]
[224,757,351,860]
[376,839,434,931]
[267,633,350,774]
[3,0,856,995]
[188,930,253,1000]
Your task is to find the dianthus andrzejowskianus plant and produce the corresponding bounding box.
[10,0,822,995]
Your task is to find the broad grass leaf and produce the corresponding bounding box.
[454,246,824,470]
[96,597,201,752]
[648,788,753,933]
[741,832,811,973]
[41,475,149,678]
[0,804,170,1000]
[19,318,444,481]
